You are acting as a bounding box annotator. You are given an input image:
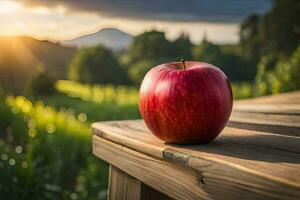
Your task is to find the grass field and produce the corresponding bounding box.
[0,81,142,199]
[39,94,140,122]
[231,82,254,100]
[0,95,108,200]
[0,80,254,199]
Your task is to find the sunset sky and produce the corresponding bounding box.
[0,0,272,44]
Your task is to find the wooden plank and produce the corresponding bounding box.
[233,91,300,115]
[108,165,142,200]
[92,120,165,158]
[108,165,173,200]
[93,91,300,199]
[234,91,300,105]
[228,111,300,136]
[93,136,300,200]
[233,104,300,115]
[92,120,300,188]
[93,136,208,200]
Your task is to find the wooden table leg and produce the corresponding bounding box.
[108,165,173,200]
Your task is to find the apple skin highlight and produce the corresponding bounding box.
[139,61,233,144]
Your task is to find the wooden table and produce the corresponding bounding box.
[92,91,300,200]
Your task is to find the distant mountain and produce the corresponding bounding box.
[62,28,133,51]
[0,36,76,93]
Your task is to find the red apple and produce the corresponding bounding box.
[139,61,233,144]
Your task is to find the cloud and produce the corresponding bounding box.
[18,0,272,23]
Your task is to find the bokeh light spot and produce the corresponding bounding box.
[1,153,8,161]
[15,146,23,154]
[21,161,28,169]
[46,123,56,134]
[28,128,37,138]
[27,119,36,128]
[78,113,87,122]
[9,159,16,166]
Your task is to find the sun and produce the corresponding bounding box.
[0,1,21,14]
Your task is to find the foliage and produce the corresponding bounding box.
[0,80,143,199]
[128,60,156,85]
[261,0,300,56]
[56,80,138,105]
[53,80,140,121]
[273,45,300,92]
[39,94,140,122]
[193,41,253,81]
[255,45,300,96]
[121,30,193,84]
[0,79,252,199]
[231,82,254,100]
[29,71,56,97]
[193,40,222,65]
[0,95,108,200]
[239,0,300,66]
[123,30,173,66]
[172,33,193,60]
[240,14,261,61]
[238,0,300,85]
[68,45,128,84]
[254,54,279,96]
[0,37,75,94]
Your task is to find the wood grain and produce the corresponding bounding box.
[109,165,142,200]
[92,91,300,199]
[234,91,300,105]
[93,136,300,200]
[228,111,300,136]
[229,91,300,134]
[108,165,173,200]
[93,121,300,187]
[233,104,300,115]
[93,136,208,200]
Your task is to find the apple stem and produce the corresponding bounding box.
[181,59,186,70]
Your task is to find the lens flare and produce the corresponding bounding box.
[0,1,20,14]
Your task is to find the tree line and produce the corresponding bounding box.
[69,0,300,97]
[1,0,299,97]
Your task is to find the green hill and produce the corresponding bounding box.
[0,36,76,93]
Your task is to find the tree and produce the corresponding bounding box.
[68,46,128,84]
[254,54,278,96]
[255,45,300,96]
[240,14,261,60]
[128,60,156,85]
[172,33,193,60]
[261,0,300,56]
[121,30,191,85]
[193,40,222,66]
[272,45,300,92]
[30,71,55,96]
[123,30,173,67]
[193,41,252,81]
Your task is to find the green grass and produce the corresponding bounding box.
[0,80,256,200]
[38,94,140,122]
[231,82,254,100]
[52,80,140,122]
[0,95,108,200]
[0,80,143,200]
[56,80,138,106]
[0,78,144,200]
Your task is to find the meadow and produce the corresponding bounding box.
[0,81,141,199]
[0,95,109,199]
[0,80,253,199]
